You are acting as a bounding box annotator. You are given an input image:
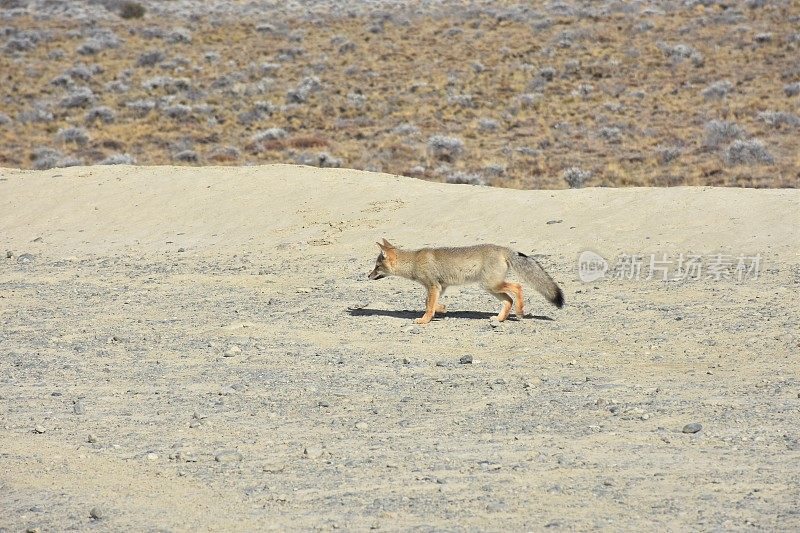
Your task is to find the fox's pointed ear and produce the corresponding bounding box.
[376,241,385,250]
[381,238,395,249]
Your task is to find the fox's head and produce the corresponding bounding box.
[368,238,397,280]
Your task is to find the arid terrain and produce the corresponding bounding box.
[1,164,798,531]
[1,0,799,188]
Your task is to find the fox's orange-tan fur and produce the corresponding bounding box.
[368,239,564,324]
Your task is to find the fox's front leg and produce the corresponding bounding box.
[415,285,440,324]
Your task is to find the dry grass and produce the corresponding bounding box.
[1,1,798,188]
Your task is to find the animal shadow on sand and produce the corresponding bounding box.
[348,308,555,321]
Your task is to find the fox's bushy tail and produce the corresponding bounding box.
[508,251,564,308]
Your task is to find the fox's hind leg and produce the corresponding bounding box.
[489,282,523,321]
[489,290,513,322]
[505,282,524,318]
[415,285,440,324]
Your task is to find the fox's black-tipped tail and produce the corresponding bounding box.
[552,286,565,308]
[510,251,564,308]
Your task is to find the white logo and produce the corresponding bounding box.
[578,251,608,282]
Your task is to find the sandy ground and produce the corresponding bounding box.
[0,164,798,531]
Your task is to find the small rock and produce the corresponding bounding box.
[355,421,369,430]
[401,357,411,364]
[303,446,323,459]
[435,360,448,367]
[73,399,86,415]
[459,355,473,364]
[263,462,285,473]
[33,425,46,434]
[17,253,35,264]
[318,400,330,407]
[215,450,243,463]
[87,433,98,443]
[177,247,186,252]
[682,422,702,434]
[146,453,158,461]
[5,250,11,259]
[546,219,563,225]
[89,507,104,520]
[224,345,241,357]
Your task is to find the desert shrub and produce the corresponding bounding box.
[76,40,102,55]
[563,60,580,75]
[277,47,305,61]
[597,126,622,143]
[209,146,241,162]
[478,118,499,132]
[126,99,155,116]
[296,152,342,168]
[286,76,321,103]
[562,167,592,188]
[538,66,556,80]
[67,64,94,80]
[141,76,190,93]
[427,135,464,162]
[30,147,62,170]
[141,27,165,39]
[136,50,165,67]
[656,146,682,165]
[105,80,130,93]
[51,74,72,87]
[757,111,800,127]
[658,42,703,65]
[518,93,542,108]
[785,83,800,97]
[163,104,192,119]
[85,106,116,124]
[174,150,198,163]
[56,126,89,145]
[725,139,775,165]
[445,171,486,186]
[99,153,136,165]
[251,128,287,142]
[346,92,367,109]
[572,84,593,97]
[19,103,53,123]
[484,163,506,176]
[56,157,83,167]
[392,123,419,135]
[119,2,145,19]
[704,120,745,148]
[338,41,357,54]
[702,80,733,100]
[447,94,474,108]
[59,87,95,108]
[258,63,280,75]
[0,112,10,125]
[167,28,191,44]
[753,32,772,43]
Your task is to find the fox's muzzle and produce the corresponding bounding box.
[368,269,385,280]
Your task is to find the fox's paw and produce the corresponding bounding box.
[435,304,447,314]
[415,316,432,325]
